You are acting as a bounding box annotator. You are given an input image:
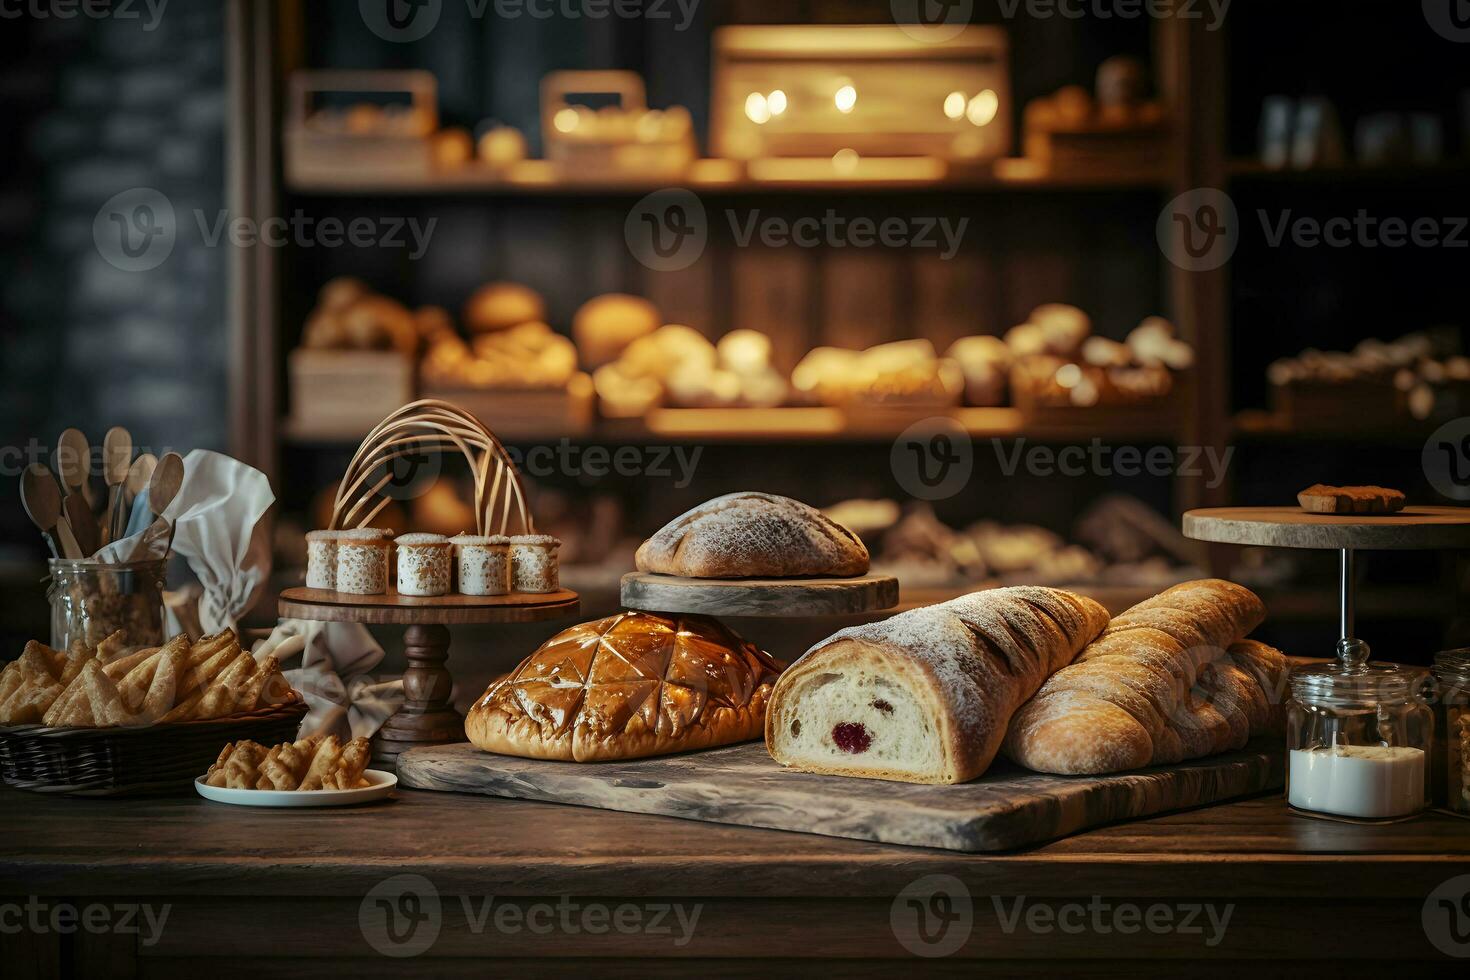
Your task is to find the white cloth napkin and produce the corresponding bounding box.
[91,450,275,637]
[252,620,405,740]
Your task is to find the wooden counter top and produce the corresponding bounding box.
[3,786,1467,973]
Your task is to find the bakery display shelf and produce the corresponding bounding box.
[282,406,1184,447]
[620,572,898,618]
[286,156,1167,198]
[278,586,580,766]
[1232,409,1437,443]
[1226,158,1470,183]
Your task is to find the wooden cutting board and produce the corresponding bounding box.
[397,740,1284,852]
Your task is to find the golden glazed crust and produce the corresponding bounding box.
[466,611,783,762]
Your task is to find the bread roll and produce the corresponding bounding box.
[1003,580,1288,775]
[467,612,782,761]
[765,587,1110,784]
[573,293,660,369]
[464,282,545,334]
[636,492,869,579]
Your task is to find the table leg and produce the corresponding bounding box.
[373,623,467,767]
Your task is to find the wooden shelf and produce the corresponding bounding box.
[1232,409,1435,443]
[283,405,1185,446]
[286,156,1167,197]
[1227,158,1470,183]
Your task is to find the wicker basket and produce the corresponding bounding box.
[0,698,308,797]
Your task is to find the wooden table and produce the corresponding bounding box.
[1,785,1466,976]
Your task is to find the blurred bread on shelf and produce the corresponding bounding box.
[285,70,439,182]
[290,280,418,435]
[301,279,418,355]
[1022,57,1166,175]
[430,127,474,168]
[593,322,790,413]
[791,340,961,410]
[573,293,661,369]
[422,321,577,389]
[477,125,527,169]
[464,281,546,334]
[1267,328,1468,426]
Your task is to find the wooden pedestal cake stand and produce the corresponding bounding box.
[279,587,579,766]
[619,572,899,618]
[1182,505,1470,646]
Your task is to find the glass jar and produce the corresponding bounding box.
[1286,640,1433,820]
[47,558,167,651]
[1432,649,1470,815]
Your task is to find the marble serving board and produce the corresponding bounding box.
[397,740,1284,852]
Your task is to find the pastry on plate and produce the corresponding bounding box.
[636,492,869,579]
[467,611,783,762]
[206,734,372,790]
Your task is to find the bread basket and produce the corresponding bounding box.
[0,697,307,797]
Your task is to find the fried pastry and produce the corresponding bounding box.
[205,734,373,791]
[2,629,296,729]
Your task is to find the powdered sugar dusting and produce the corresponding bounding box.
[636,492,869,578]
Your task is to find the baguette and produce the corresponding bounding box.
[765,587,1110,784]
[1003,580,1288,775]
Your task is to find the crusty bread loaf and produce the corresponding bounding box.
[765,587,1110,784]
[467,611,783,762]
[1003,580,1289,775]
[635,492,869,579]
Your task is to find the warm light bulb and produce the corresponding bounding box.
[967,89,999,126]
[832,148,859,174]
[767,89,787,116]
[944,91,967,120]
[745,91,771,125]
[834,84,857,113]
[553,107,581,133]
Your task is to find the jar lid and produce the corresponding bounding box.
[1290,661,1422,704]
[1433,648,1470,675]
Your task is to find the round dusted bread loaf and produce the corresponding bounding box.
[635,492,869,579]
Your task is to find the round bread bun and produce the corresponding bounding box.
[573,293,661,369]
[636,491,870,579]
[478,125,528,168]
[464,282,546,334]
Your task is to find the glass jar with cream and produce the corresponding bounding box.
[1286,639,1432,821]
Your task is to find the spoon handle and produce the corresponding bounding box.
[54,517,83,560]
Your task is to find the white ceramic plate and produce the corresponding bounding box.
[194,769,397,807]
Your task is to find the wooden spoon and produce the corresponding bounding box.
[20,463,64,558]
[148,452,185,518]
[55,428,93,509]
[102,426,133,545]
[64,492,99,558]
[118,453,157,538]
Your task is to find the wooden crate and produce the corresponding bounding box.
[421,373,595,440]
[284,70,436,184]
[286,349,414,440]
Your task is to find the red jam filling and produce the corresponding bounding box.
[832,722,872,754]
